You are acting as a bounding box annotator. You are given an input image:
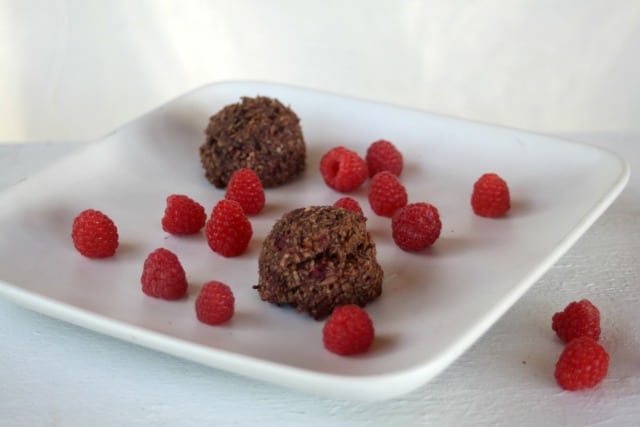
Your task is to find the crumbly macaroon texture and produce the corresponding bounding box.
[199,96,306,188]
[256,206,383,320]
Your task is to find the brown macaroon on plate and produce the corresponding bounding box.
[0,81,629,401]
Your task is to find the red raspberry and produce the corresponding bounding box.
[322,304,375,356]
[368,171,408,217]
[140,248,188,300]
[319,146,368,192]
[161,194,206,235]
[195,281,235,325]
[323,305,375,356]
[365,139,403,177]
[71,209,119,258]
[205,199,253,257]
[391,202,441,251]
[552,299,601,343]
[471,172,510,217]
[333,196,364,215]
[225,168,265,215]
[554,336,609,391]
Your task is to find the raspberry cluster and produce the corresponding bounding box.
[72,167,267,327]
[139,247,237,325]
[319,140,441,252]
[318,140,516,253]
[551,299,609,391]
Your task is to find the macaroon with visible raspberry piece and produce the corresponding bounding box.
[140,248,188,300]
[366,139,403,177]
[256,206,383,320]
[323,305,375,356]
[554,336,609,390]
[71,209,119,258]
[471,172,510,217]
[195,281,235,325]
[320,146,369,193]
[552,299,601,343]
[225,168,265,216]
[161,194,206,235]
[206,199,253,257]
[368,171,408,217]
[392,202,442,251]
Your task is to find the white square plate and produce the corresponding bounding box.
[0,82,629,400]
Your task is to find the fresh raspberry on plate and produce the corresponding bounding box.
[368,171,408,217]
[554,336,609,391]
[225,168,265,215]
[140,248,188,300]
[365,139,403,177]
[161,194,206,235]
[322,305,375,356]
[205,199,253,257]
[319,146,369,192]
[333,196,364,215]
[552,299,601,343]
[195,281,235,325]
[471,172,510,217]
[71,209,119,258]
[391,202,442,251]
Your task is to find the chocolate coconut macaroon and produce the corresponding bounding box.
[199,96,306,188]
[256,206,383,320]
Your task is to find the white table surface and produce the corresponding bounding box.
[0,132,637,426]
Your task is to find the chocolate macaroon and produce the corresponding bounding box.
[199,96,306,188]
[256,206,383,320]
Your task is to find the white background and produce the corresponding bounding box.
[1,1,639,426]
[1,0,639,142]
